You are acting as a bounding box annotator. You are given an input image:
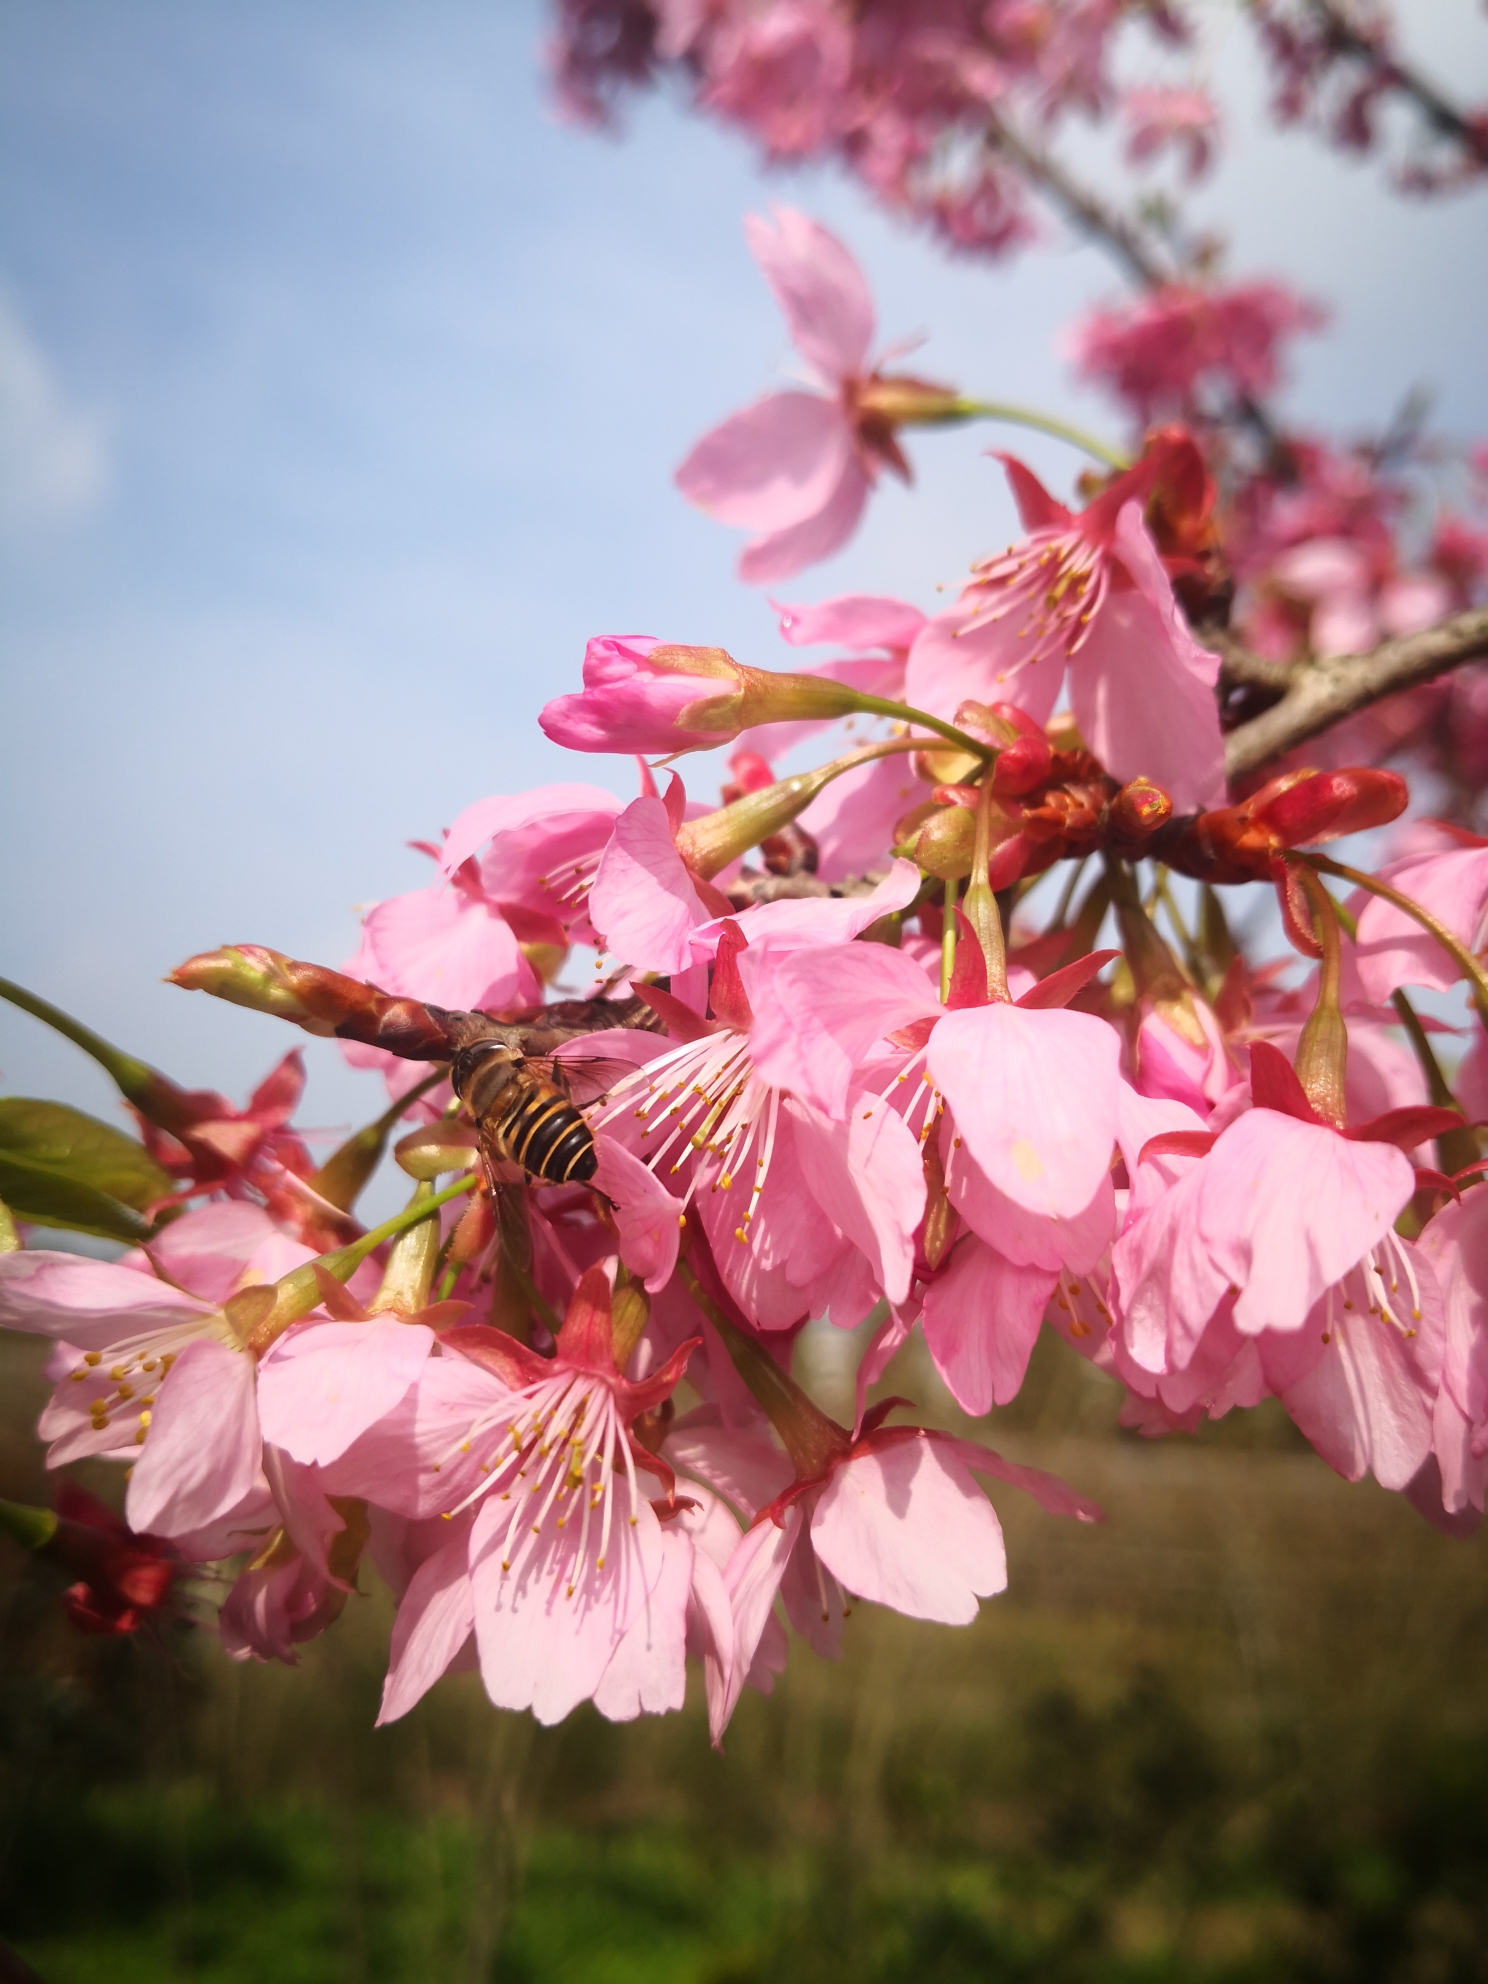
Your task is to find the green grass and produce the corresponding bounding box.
[3,1329,1488,1982]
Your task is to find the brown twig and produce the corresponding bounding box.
[1302,0,1488,164]
[1221,605,1488,781]
[987,112,1174,291]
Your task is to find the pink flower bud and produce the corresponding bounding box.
[540,635,867,755]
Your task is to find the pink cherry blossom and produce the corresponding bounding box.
[676,206,952,583]
[1071,280,1325,425]
[1123,84,1220,180]
[1352,822,1488,1003]
[711,1418,1100,1741]
[323,1267,700,1725]
[438,780,624,944]
[906,454,1225,809]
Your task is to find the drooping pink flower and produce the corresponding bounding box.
[322,1266,701,1726]
[1418,1189,1488,1519]
[1352,821,1488,1004]
[711,1412,1100,1741]
[906,452,1225,810]
[676,206,958,583]
[218,1445,368,1665]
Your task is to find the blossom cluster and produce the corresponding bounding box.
[2,199,1486,1745]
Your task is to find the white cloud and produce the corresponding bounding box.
[0,290,109,534]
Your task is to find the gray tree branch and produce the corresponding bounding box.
[1220,605,1488,781]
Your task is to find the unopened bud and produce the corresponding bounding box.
[894,801,978,880]
[369,1181,441,1315]
[1106,778,1174,852]
[1255,768,1407,847]
[394,1122,479,1180]
[611,1277,651,1365]
[168,945,338,1034]
[676,744,905,878]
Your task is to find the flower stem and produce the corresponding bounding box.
[952,399,1130,471]
[940,877,959,1004]
[1302,853,1488,1028]
[1390,989,1480,1175]
[833,693,994,758]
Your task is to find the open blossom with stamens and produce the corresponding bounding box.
[321,1267,703,1725]
[712,1411,1102,1743]
[1110,1042,1458,1487]
[588,928,926,1330]
[0,1202,388,1554]
[437,780,626,949]
[906,447,1225,811]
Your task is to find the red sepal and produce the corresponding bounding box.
[1412,1167,1461,1202]
[556,1264,614,1369]
[1016,948,1120,1011]
[886,1014,938,1052]
[709,921,755,1031]
[1271,857,1323,960]
[312,1262,369,1322]
[634,981,714,1043]
[1345,1106,1469,1151]
[1248,1040,1321,1123]
[1137,1130,1218,1166]
[858,1395,914,1438]
[438,1324,553,1390]
[945,908,993,1009]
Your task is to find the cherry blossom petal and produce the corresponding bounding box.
[1200,1112,1414,1337]
[744,205,875,381]
[810,1435,1007,1625]
[591,1136,682,1293]
[677,390,853,532]
[588,794,712,974]
[787,1093,926,1307]
[738,454,871,585]
[921,1239,1057,1413]
[928,1004,1121,1219]
[126,1338,260,1539]
[748,939,937,1118]
[257,1320,436,1467]
[468,1476,664,1726]
[0,1251,212,1347]
[1067,503,1224,812]
[591,1526,693,1722]
[377,1530,476,1725]
[355,885,539,1012]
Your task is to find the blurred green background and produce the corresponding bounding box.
[3,1321,1486,1984]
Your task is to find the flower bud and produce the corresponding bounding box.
[168,945,339,1034]
[676,744,900,878]
[1106,777,1174,853]
[893,801,978,880]
[394,1121,480,1180]
[1254,768,1407,847]
[540,634,867,755]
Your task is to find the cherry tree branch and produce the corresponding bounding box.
[1221,605,1488,781]
[1300,0,1488,165]
[986,112,1174,290]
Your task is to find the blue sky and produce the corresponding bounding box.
[1,0,1484,1213]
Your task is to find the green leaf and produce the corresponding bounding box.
[0,1152,155,1244]
[0,1100,175,1243]
[0,1099,175,1210]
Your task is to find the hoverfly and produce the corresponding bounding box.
[450,993,662,1189]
